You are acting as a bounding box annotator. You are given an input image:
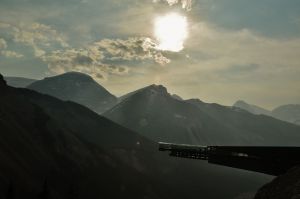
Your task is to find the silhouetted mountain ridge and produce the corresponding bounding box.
[27,72,117,113]
[105,84,300,146]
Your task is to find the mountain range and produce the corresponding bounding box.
[234,100,300,125]
[5,73,299,127]
[104,84,300,146]
[21,72,300,145]
[0,73,274,199]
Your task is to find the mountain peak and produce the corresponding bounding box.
[116,84,171,106]
[187,98,204,103]
[145,84,168,94]
[234,100,247,106]
[27,72,117,114]
[233,100,271,116]
[48,71,94,82]
[148,84,166,89]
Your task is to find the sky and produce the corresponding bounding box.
[0,0,300,109]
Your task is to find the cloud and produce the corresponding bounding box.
[41,48,125,80]
[1,20,171,81]
[41,37,170,80]
[94,37,170,65]
[0,38,23,58]
[153,0,192,11]
[95,38,149,61]
[186,22,300,73]
[191,0,300,38]
[1,50,24,58]
[0,38,7,49]
[0,22,69,57]
[0,21,170,65]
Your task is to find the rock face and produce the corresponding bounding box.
[27,72,117,114]
[105,84,300,146]
[255,166,300,199]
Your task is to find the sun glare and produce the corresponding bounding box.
[154,13,188,52]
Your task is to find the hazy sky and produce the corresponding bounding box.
[0,0,300,109]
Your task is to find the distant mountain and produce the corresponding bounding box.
[0,77,273,199]
[27,72,117,114]
[272,104,300,126]
[234,101,300,126]
[4,76,36,88]
[171,94,183,101]
[104,85,300,146]
[233,100,272,116]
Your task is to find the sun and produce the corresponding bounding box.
[154,13,188,52]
